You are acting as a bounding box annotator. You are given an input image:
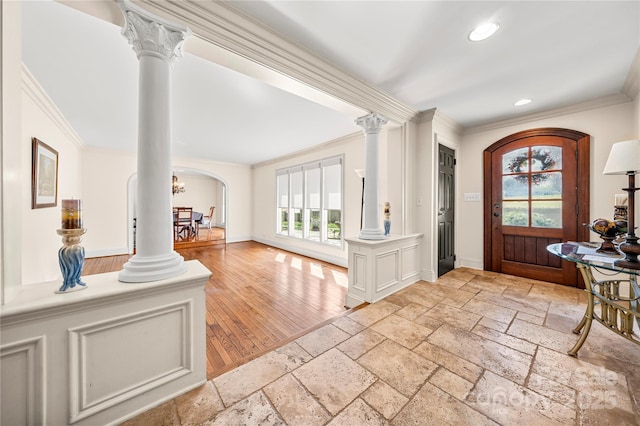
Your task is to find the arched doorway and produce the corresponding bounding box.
[483,128,590,287]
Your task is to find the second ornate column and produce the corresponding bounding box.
[118,0,191,282]
[356,112,388,240]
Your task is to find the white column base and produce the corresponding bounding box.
[118,251,187,283]
[358,228,386,240]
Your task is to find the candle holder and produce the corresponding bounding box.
[56,228,87,293]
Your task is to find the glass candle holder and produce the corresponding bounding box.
[61,199,83,229]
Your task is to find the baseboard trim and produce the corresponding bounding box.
[86,248,129,258]
[252,236,347,268]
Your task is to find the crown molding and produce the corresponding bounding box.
[22,64,86,149]
[463,93,632,136]
[622,47,639,101]
[137,0,417,124]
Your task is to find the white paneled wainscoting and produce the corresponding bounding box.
[0,261,210,425]
[344,234,423,308]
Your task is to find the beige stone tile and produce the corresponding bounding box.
[527,372,576,407]
[413,341,483,383]
[507,318,577,352]
[332,316,366,335]
[370,314,433,349]
[429,367,474,401]
[435,275,468,289]
[412,314,443,331]
[337,328,386,359]
[393,382,497,425]
[441,269,478,283]
[295,324,350,356]
[394,302,429,321]
[474,290,549,317]
[462,298,517,323]
[203,391,283,425]
[418,282,476,307]
[348,300,400,327]
[357,339,437,397]
[361,380,408,420]
[528,282,580,304]
[213,341,311,406]
[478,317,510,333]
[467,370,575,425]
[120,400,180,426]
[417,303,481,331]
[472,324,537,355]
[293,348,376,415]
[516,311,545,325]
[427,323,532,385]
[263,374,331,426]
[395,284,442,308]
[460,277,508,295]
[175,381,224,425]
[326,398,389,426]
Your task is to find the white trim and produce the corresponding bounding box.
[21,64,86,149]
[622,47,640,100]
[458,257,483,270]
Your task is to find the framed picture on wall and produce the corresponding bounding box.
[32,137,58,209]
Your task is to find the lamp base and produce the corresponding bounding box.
[614,235,640,270]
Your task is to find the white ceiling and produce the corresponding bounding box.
[21,1,639,166]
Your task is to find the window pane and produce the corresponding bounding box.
[308,209,320,241]
[292,208,303,238]
[291,171,303,208]
[278,208,288,234]
[326,209,341,245]
[532,172,562,198]
[277,174,288,208]
[532,201,562,228]
[503,148,529,174]
[503,175,529,199]
[306,168,320,208]
[502,201,528,227]
[531,146,561,171]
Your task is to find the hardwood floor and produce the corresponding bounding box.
[82,241,350,379]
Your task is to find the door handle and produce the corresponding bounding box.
[493,212,500,217]
[494,203,500,209]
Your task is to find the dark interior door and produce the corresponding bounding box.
[438,144,455,276]
[484,129,590,287]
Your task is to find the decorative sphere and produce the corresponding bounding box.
[589,218,626,237]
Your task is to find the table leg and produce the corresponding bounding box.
[568,264,595,357]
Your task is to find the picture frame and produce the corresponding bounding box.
[32,137,58,209]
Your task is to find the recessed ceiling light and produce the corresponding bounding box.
[514,99,532,106]
[468,22,499,41]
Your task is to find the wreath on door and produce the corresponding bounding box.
[506,149,557,184]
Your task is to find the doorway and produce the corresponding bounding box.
[483,128,590,287]
[438,144,455,276]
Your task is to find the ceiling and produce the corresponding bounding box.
[21,1,639,166]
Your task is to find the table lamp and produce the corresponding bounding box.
[603,139,640,269]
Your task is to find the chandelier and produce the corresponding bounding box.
[172,174,185,195]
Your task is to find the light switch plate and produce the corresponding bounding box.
[463,193,481,202]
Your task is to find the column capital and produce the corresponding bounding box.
[355,112,388,134]
[119,0,191,63]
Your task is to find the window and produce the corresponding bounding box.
[276,156,343,246]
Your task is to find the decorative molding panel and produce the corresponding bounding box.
[401,244,420,281]
[353,253,367,292]
[375,250,400,292]
[68,301,193,423]
[0,336,46,426]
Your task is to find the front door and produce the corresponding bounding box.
[484,128,590,287]
[438,144,455,276]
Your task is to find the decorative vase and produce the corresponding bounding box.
[56,228,88,293]
[587,218,626,254]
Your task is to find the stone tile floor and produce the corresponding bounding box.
[122,268,639,425]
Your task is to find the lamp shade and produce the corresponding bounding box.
[603,139,640,175]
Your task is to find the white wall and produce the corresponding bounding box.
[458,100,639,270]
[21,67,84,285]
[82,149,252,257]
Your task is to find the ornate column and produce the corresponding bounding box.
[356,112,388,240]
[118,0,191,282]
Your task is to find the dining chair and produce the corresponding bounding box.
[198,206,215,233]
[174,207,193,241]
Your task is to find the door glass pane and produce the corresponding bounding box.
[532,172,562,198]
[503,175,529,199]
[532,201,562,228]
[531,146,562,171]
[503,147,529,174]
[502,201,528,226]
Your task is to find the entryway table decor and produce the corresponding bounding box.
[56,199,87,293]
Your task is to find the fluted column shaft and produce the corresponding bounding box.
[118,0,191,282]
[356,113,388,240]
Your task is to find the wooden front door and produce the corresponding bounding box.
[438,144,455,276]
[483,128,590,287]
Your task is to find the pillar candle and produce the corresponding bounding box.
[615,194,628,206]
[61,199,82,229]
